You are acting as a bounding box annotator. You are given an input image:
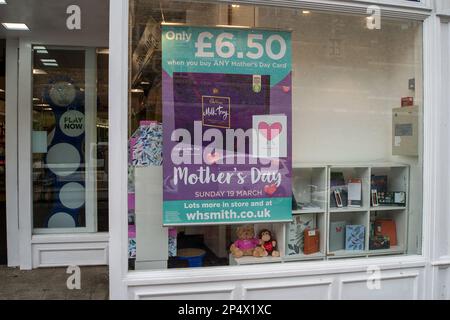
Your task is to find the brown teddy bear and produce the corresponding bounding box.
[258,229,280,257]
[230,225,265,258]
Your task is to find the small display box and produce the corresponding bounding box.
[177,248,206,267]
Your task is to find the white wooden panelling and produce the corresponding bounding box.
[17,40,33,270]
[434,18,450,261]
[242,278,333,300]
[434,265,450,300]
[436,0,450,15]
[31,233,109,267]
[32,242,108,268]
[431,258,450,299]
[338,271,421,300]
[131,284,236,300]
[5,39,19,267]
[126,265,426,300]
[108,0,130,300]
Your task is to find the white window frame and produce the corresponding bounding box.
[108,0,443,299]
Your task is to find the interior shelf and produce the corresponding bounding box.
[330,207,369,213]
[370,206,407,211]
[368,245,405,256]
[230,252,326,265]
[229,255,283,265]
[235,163,411,266]
[292,209,326,214]
[283,251,326,261]
[327,249,367,258]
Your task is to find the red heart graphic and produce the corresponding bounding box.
[206,152,221,164]
[258,122,282,141]
[264,184,277,196]
[282,86,291,93]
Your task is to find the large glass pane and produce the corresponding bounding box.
[32,46,109,232]
[128,0,423,270]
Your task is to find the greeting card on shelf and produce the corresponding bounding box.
[345,225,365,251]
[329,221,346,252]
[374,219,397,246]
[252,114,287,158]
[347,179,362,207]
[286,214,315,255]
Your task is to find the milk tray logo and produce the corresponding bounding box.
[202,95,231,129]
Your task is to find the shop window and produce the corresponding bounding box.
[128,0,423,270]
[32,46,109,232]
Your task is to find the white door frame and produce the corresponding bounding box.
[17,39,33,270]
[5,39,20,267]
[6,40,106,269]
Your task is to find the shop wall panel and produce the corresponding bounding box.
[434,265,450,299]
[241,278,333,300]
[126,271,424,300]
[130,284,236,300]
[338,271,421,300]
[32,242,108,268]
[124,257,428,299]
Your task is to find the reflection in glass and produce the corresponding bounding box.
[128,0,424,271]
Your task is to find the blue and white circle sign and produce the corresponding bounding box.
[59,110,85,137]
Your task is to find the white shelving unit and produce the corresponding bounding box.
[327,163,409,259]
[229,163,410,265]
[284,164,327,261]
[368,164,409,257]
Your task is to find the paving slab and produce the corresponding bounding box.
[0,265,109,300]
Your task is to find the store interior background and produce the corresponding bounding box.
[129,0,423,270]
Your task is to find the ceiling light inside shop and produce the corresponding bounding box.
[0,89,4,93]
[34,103,50,107]
[34,46,49,54]
[2,23,29,30]
[131,88,144,93]
[97,48,109,55]
[231,4,240,8]
[302,10,311,14]
[41,59,58,67]
[33,69,48,75]
[216,24,250,29]
[43,63,58,67]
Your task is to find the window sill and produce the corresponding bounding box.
[125,254,427,287]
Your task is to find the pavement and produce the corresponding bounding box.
[0,265,109,300]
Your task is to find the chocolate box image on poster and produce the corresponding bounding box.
[162,24,292,225]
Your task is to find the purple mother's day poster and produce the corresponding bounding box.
[162,25,292,225]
